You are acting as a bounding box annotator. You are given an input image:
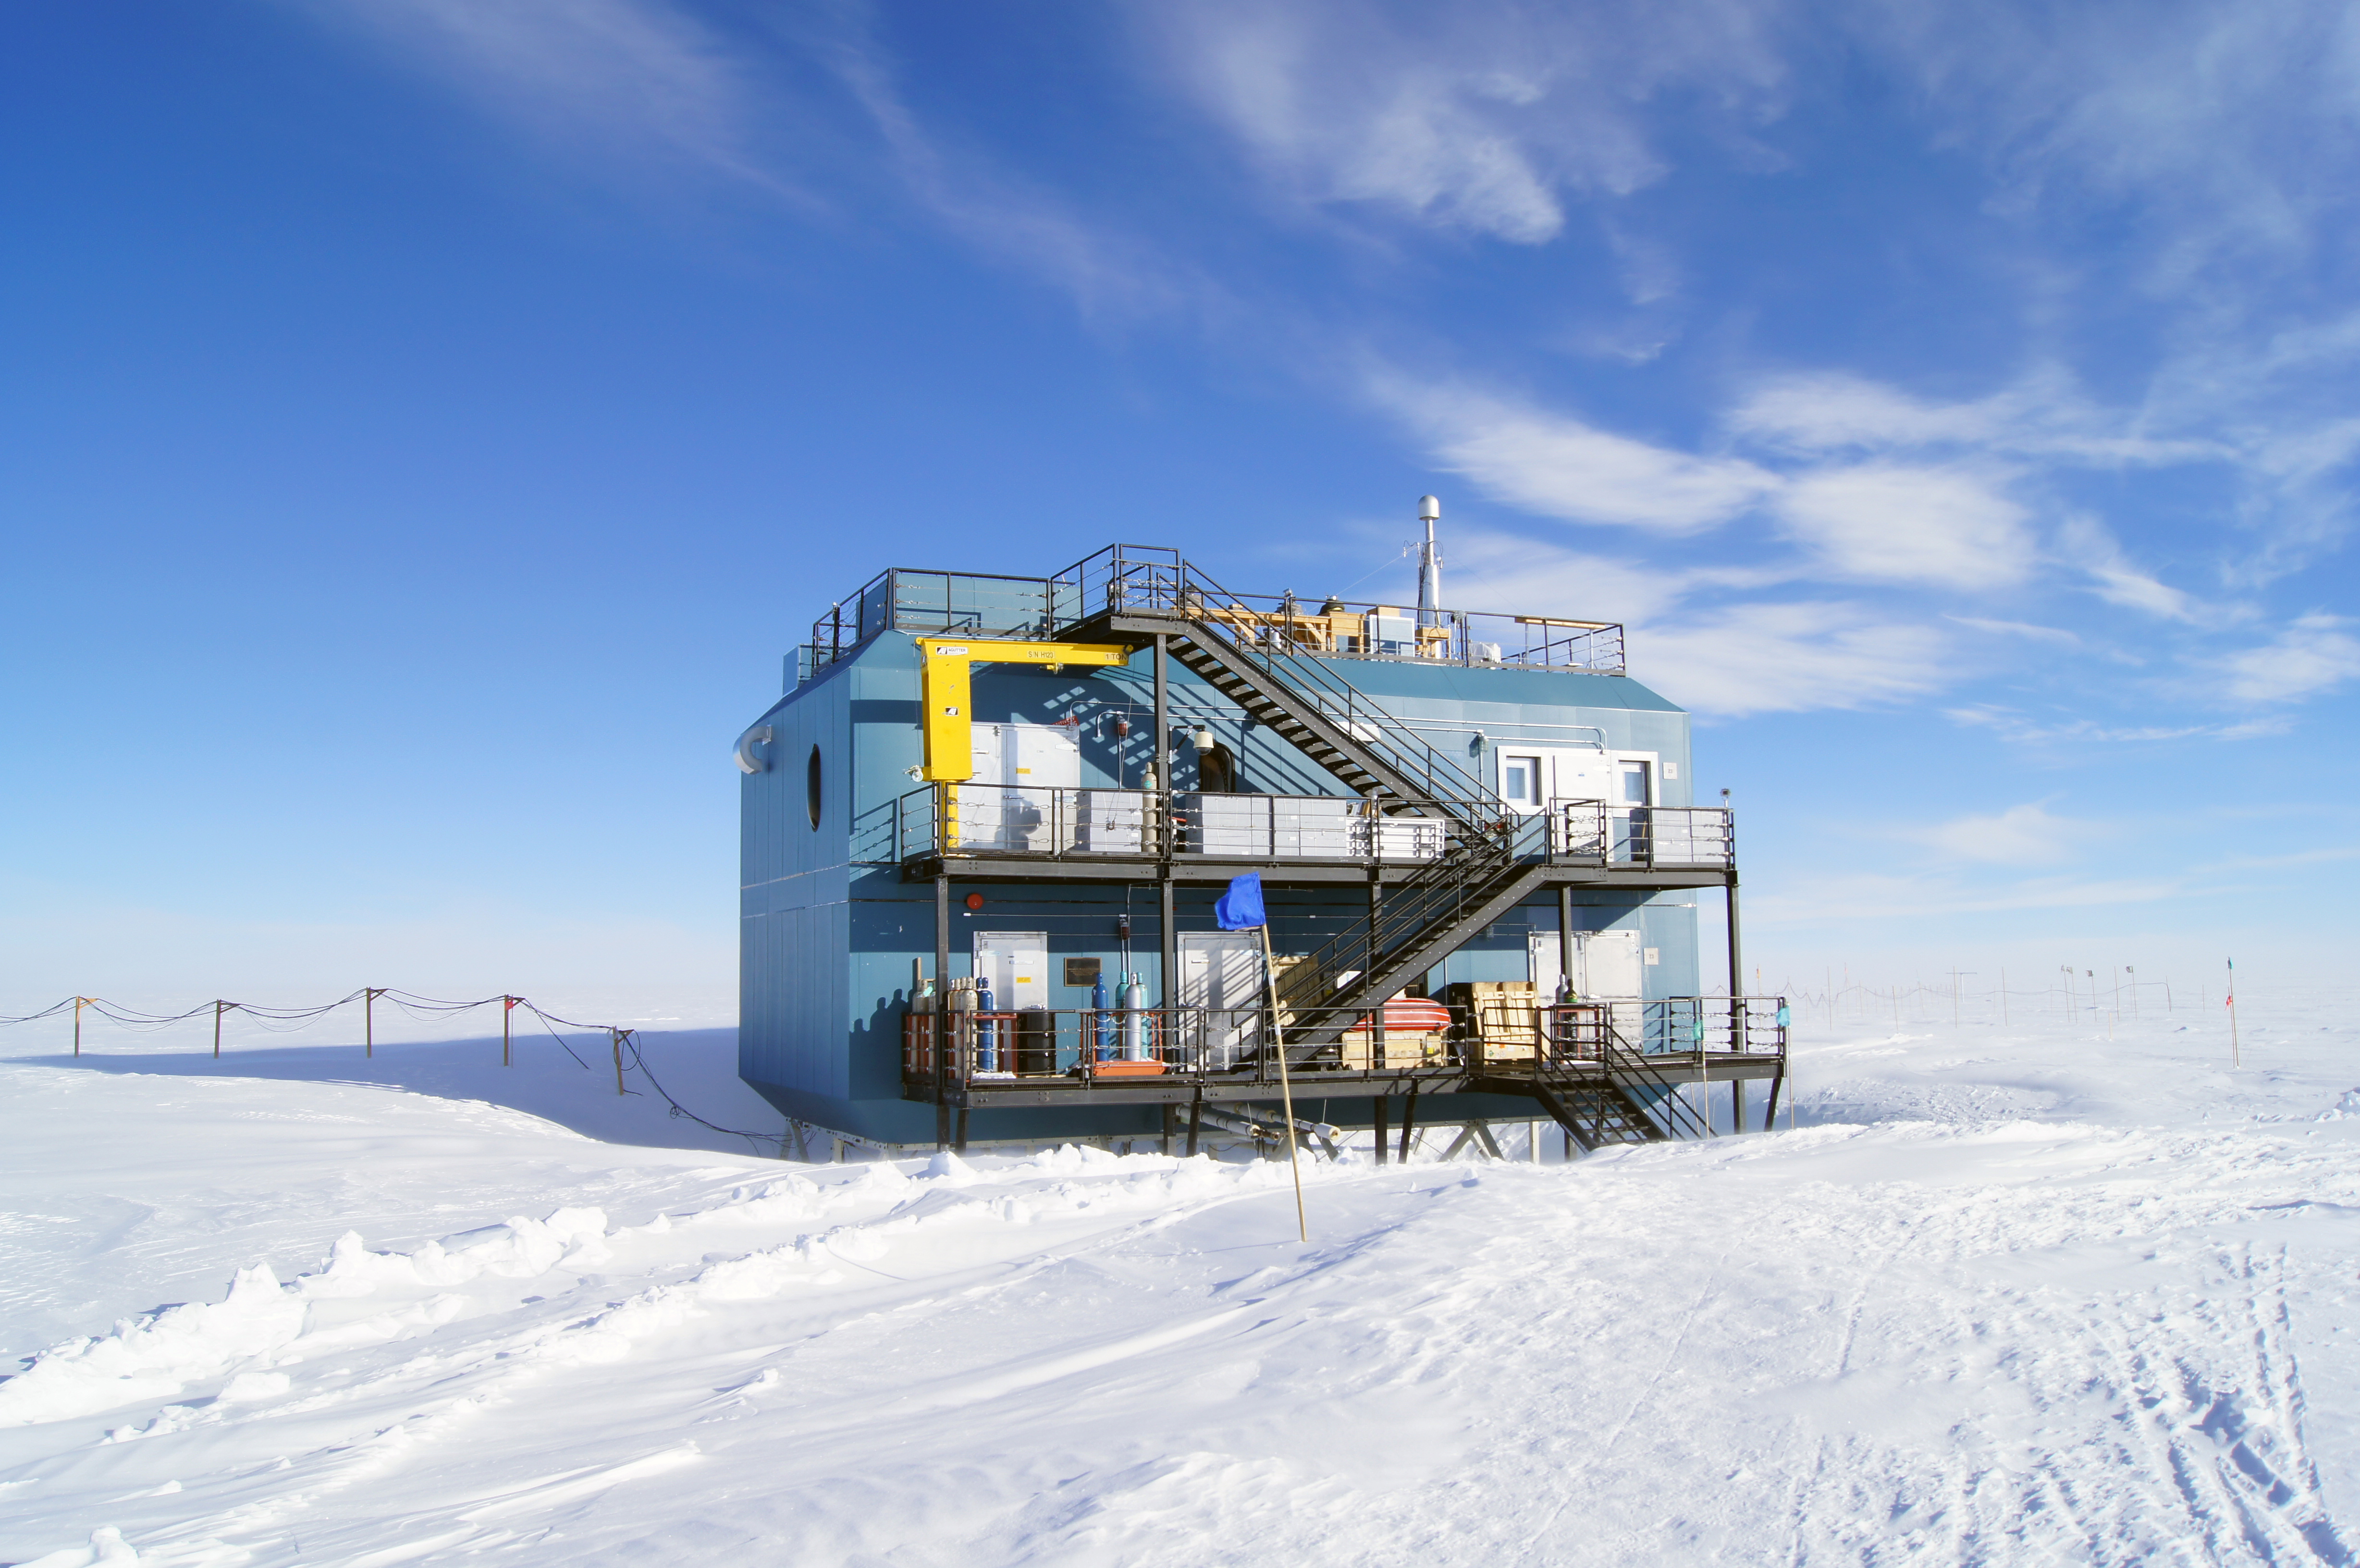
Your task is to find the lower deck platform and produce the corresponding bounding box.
[918,1050,1784,1110]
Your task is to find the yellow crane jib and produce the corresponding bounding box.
[916,637,1133,781]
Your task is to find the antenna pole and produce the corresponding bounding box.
[1415,495,1442,628]
[2227,958,2240,1066]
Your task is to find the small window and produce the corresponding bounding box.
[807,745,824,829]
[1618,762,1650,807]
[1503,756,1540,808]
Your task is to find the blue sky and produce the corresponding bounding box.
[7,0,2359,1018]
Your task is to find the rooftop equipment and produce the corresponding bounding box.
[1416,494,1443,630]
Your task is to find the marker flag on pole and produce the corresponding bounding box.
[1216,872,1266,931]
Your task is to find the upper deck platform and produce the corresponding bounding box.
[798,543,1625,687]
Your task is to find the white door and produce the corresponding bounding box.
[1581,929,1645,1043]
[1529,929,1643,1000]
[1528,931,1566,999]
[1178,931,1264,1068]
[972,931,1049,1011]
[1608,753,1654,861]
[1582,930,1643,999]
[1549,750,1614,806]
[960,723,1080,851]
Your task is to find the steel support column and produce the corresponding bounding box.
[1152,633,1169,794]
[1726,872,1746,1133]
[1559,885,1576,1000]
[935,873,952,1150]
[1155,633,1179,1026]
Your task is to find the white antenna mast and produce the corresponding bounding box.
[1415,494,1442,626]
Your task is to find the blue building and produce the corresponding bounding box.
[737,539,1783,1156]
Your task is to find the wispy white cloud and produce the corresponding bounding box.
[1907,802,2088,866]
[1629,601,1950,717]
[1945,615,2080,647]
[1728,368,2221,466]
[822,37,1214,323]
[1945,704,2272,743]
[1774,464,2035,588]
[1370,376,1778,534]
[1133,0,1791,245]
[295,0,777,187]
[2216,614,2360,703]
[2054,515,2200,621]
[1444,530,1945,716]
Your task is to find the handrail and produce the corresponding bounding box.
[800,543,1627,686]
[1591,1024,1714,1140]
[1051,546,1509,821]
[1555,803,1734,867]
[1262,817,1538,1045]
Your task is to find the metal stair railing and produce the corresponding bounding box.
[1588,1018,1714,1140]
[1050,546,1556,1072]
[1052,545,1506,824]
[1266,816,1551,1056]
[1049,546,1543,1064]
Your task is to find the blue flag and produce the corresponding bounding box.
[1215,872,1266,931]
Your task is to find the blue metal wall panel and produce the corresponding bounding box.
[739,624,1715,1140]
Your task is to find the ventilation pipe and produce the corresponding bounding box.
[1415,495,1443,629]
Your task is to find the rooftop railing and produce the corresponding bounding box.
[793,547,1626,684]
[1048,543,1624,674]
[804,568,1061,678]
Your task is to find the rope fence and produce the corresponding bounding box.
[0,990,791,1158]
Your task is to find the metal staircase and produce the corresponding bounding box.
[1511,1010,1715,1150]
[1524,1078,1664,1152]
[1054,546,1503,823]
[1052,545,1560,1062]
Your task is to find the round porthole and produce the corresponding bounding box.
[807,745,823,829]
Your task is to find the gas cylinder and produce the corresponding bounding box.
[913,977,937,1072]
[975,977,997,1072]
[1091,973,1112,1061]
[947,979,976,1075]
[1120,972,1149,1060]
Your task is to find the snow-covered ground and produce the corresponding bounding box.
[3,995,2358,1565]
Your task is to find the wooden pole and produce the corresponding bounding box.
[613,1029,629,1095]
[213,1000,226,1059]
[502,996,515,1067]
[365,988,381,1057]
[1259,924,1308,1242]
[74,996,84,1057]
